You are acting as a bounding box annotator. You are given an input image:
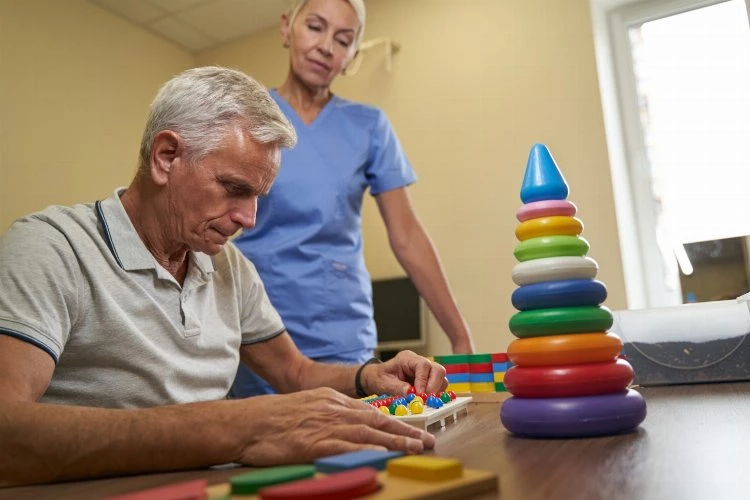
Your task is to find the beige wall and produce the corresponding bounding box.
[198,0,627,356]
[0,0,193,229]
[1,0,626,357]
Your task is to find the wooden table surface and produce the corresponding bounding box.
[4,382,750,499]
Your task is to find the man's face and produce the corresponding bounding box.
[168,127,279,256]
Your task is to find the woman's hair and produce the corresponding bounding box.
[287,0,366,48]
[138,66,296,171]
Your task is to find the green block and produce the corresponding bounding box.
[468,353,492,363]
[230,465,316,494]
[434,354,470,364]
[495,382,507,392]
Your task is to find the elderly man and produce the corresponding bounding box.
[0,66,447,485]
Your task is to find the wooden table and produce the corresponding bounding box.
[4,382,750,499]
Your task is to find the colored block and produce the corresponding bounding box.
[468,373,494,383]
[495,382,507,392]
[387,456,463,482]
[230,465,316,495]
[444,363,469,374]
[492,362,512,372]
[469,382,495,393]
[446,373,470,383]
[446,382,470,393]
[314,450,404,473]
[467,353,491,363]
[494,372,506,383]
[104,480,207,500]
[259,467,379,500]
[469,362,493,373]
[433,354,470,365]
[491,353,509,363]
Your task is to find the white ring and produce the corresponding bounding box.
[512,256,599,285]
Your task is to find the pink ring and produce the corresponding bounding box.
[516,200,577,222]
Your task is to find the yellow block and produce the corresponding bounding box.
[387,456,463,482]
[470,382,495,393]
[446,382,470,393]
[494,372,506,382]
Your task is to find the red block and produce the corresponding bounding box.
[469,362,493,373]
[491,353,509,363]
[444,363,469,374]
[259,467,379,500]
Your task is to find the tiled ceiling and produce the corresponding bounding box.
[89,0,287,52]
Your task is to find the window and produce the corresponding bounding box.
[591,0,750,308]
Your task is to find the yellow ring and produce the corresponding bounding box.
[515,216,584,241]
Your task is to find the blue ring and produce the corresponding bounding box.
[512,279,607,311]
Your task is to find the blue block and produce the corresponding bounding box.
[314,450,404,473]
[446,373,470,383]
[493,362,512,372]
[469,372,495,383]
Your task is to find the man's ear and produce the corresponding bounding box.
[150,130,182,186]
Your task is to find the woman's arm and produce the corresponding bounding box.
[375,187,475,354]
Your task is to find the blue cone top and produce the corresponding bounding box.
[520,144,569,203]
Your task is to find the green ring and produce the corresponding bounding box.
[509,306,613,338]
[514,235,590,262]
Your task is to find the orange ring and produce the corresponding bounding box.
[515,216,584,241]
[508,332,622,366]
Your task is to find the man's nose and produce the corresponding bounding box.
[232,197,257,229]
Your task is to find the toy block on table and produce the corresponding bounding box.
[104,479,208,500]
[386,456,462,482]
[258,467,379,500]
[314,449,404,473]
[229,465,316,495]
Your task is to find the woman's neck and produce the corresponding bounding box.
[277,76,332,124]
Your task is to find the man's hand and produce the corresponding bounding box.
[233,387,435,466]
[361,351,448,396]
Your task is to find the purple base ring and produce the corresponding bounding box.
[500,389,646,438]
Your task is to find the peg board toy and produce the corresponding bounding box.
[359,389,472,430]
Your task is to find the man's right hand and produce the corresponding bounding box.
[231,387,435,466]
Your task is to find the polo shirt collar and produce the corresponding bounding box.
[96,188,215,275]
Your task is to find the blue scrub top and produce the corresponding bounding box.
[232,90,417,358]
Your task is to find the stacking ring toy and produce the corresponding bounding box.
[514,236,590,262]
[511,279,607,311]
[515,216,584,241]
[503,359,634,398]
[507,332,623,366]
[512,256,599,286]
[516,199,577,222]
[500,389,647,438]
[509,306,613,338]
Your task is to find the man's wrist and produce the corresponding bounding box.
[355,357,382,398]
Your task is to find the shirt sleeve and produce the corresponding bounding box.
[366,109,418,195]
[0,217,81,362]
[224,243,286,344]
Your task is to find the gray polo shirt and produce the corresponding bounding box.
[0,189,284,408]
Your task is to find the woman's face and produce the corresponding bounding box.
[283,0,360,90]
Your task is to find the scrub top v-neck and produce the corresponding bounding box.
[232,89,417,358]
